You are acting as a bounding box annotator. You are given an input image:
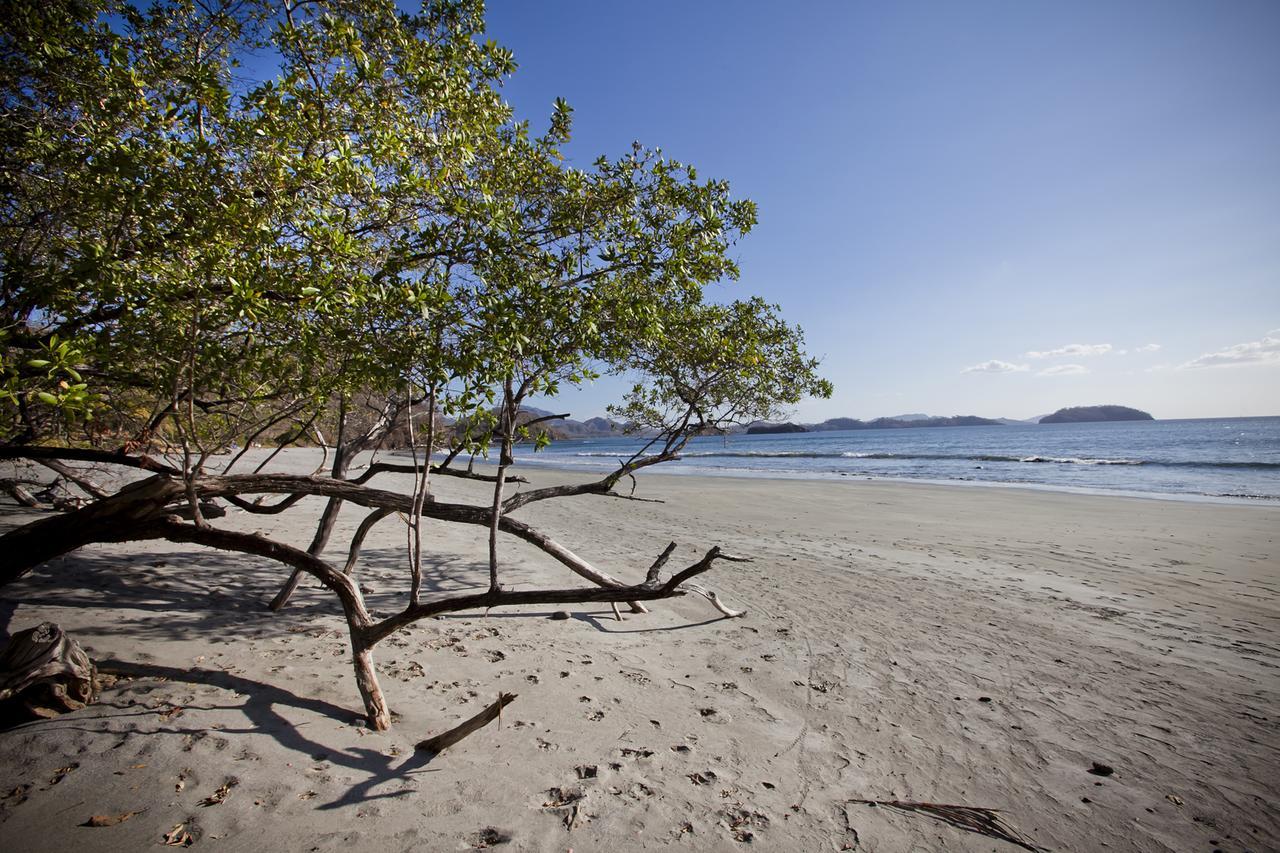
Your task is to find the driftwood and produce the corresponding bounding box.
[847,799,1042,851]
[1,478,41,507]
[417,692,517,754]
[0,622,99,724]
[682,582,747,618]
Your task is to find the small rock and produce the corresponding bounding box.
[1088,762,1115,777]
[549,611,570,621]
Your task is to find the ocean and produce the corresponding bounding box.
[507,417,1280,502]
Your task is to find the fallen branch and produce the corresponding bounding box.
[0,479,42,508]
[847,799,1042,852]
[34,458,110,500]
[360,544,743,645]
[416,692,517,754]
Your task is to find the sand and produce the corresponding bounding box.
[0,448,1276,852]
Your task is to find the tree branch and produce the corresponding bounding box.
[362,545,744,645]
[0,446,181,477]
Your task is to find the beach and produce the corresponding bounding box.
[1,450,1277,852]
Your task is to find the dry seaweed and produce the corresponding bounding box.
[848,798,1043,851]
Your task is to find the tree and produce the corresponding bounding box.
[0,0,830,731]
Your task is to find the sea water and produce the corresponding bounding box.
[509,417,1280,502]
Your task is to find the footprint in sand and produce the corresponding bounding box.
[465,827,512,848]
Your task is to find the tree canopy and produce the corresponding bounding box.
[1,0,828,454]
[0,0,831,731]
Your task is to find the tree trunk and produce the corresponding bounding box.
[488,462,507,593]
[0,622,99,724]
[0,475,182,588]
[351,641,391,731]
[270,412,353,611]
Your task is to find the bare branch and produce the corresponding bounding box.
[0,446,181,477]
[416,693,517,754]
[33,459,110,500]
[344,507,396,575]
[223,493,306,514]
[362,544,741,645]
[644,542,678,584]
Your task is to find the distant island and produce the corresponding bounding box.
[745,415,1003,433]
[1039,405,1154,424]
[507,408,1010,438]
[510,406,1156,438]
[746,422,809,434]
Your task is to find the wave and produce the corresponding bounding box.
[570,449,1280,469]
[573,450,839,459]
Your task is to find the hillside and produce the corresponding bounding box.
[1039,405,1154,424]
[806,415,1004,431]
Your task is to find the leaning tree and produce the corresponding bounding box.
[0,0,830,731]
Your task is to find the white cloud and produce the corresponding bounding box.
[961,359,1029,375]
[1038,364,1089,376]
[1134,343,1162,353]
[1179,331,1280,369]
[1025,343,1113,359]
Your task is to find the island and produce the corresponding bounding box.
[746,422,809,434]
[1039,405,1154,424]
[807,415,1003,431]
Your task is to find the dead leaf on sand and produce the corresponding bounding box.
[4,784,31,803]
[83,810,142,827]
[50,764,78,785]
[163,822,194,846]
[198,780,237,807]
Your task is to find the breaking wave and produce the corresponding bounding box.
[569,449,1280,469]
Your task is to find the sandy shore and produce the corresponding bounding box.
[1,449,1277,851]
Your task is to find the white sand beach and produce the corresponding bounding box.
[0,449,1276,852]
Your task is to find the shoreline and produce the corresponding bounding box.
[1,449,1277,851]
[491,454,1280,508]
[475,414,1280,505]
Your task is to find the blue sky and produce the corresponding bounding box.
[483,0,1280,421]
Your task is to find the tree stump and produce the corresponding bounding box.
[0,622,99,725]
